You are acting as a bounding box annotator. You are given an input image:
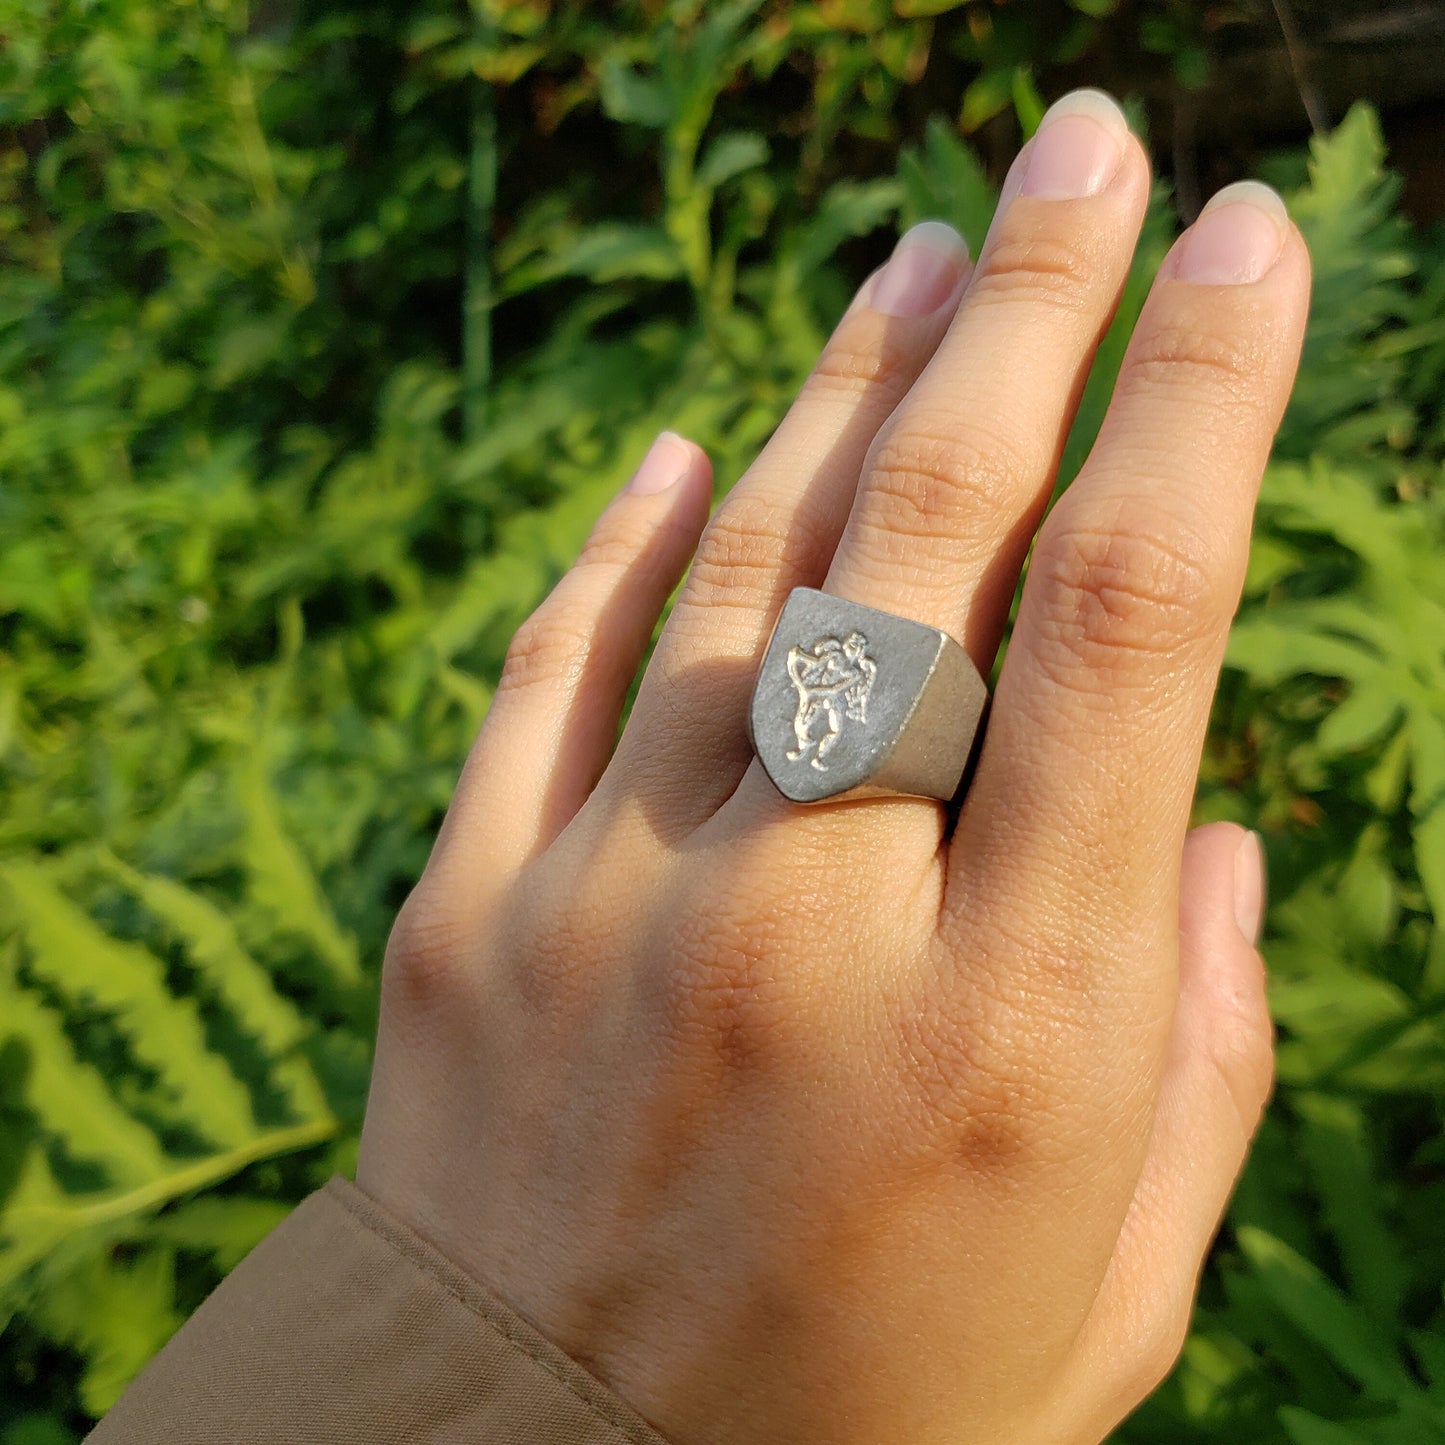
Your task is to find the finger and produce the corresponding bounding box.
[821,90,1149,675]
[953,183,1310,982]
[1046,823,1272,1439]
[430,433,712,880]
[607,225,971,830]
[717,91,1150,839]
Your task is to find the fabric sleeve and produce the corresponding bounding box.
[86,1176,672,1445]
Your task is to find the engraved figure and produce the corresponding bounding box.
[785,630,877,771]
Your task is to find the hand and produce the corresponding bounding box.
[357,90,1308,1445]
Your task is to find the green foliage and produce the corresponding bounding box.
[0,3,1441,1439]
[1125,105,1445,1444]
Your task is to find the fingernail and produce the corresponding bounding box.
[626,431,693,495]
[1018,89,1128,201]
[1174,181,1288,285]
[1233,830,1267,946]
[869,221,969,317]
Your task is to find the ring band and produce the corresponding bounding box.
[748,587,990,804]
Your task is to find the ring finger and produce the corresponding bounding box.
[603,224,973,834]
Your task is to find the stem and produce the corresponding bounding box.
[463,43,499,444]
[7,1118,339,1237]
[1269,0,1330,135]
[664,117,712,310]
[230,67,315,305]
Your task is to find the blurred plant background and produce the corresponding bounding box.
[3,0,1445,1438]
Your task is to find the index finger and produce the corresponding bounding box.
[950,183,1310,986]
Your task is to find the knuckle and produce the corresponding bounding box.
[1029,507,1228,687]
[972,228,1098,312]
[681,498,823,611]
[896,973,1071,1178]
[504,851,623,1019]
[660,890,811,1079]
[497,598,595,696]
[514,901,608,1021]
[1207,971,1276,1141]
[862,419,1027,546]
[810,308,929,401]
[382,887,469,1012]
[1082,1298,1193,1424]
[1121,318,1267,402]
[1129,1306,1192,1398]
[575,522,648,573]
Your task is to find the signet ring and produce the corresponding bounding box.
[747,588,990,805]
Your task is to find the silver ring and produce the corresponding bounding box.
[748,587,990,805]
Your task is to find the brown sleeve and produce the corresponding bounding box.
[87,1176,671,1445]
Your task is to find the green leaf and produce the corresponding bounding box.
[896,117,997,254]
[148,1195,291,1271]
[0,864,258,1147]
[1281,1410,1372,1445]
[0,966,168,1186]
[782,178,903,293]
[598,58,674,128]
[239,759,362,998]
[894,0,968,15]
[1317,689,1403,756]
[93,852,332,1123]
[1412,801,1445,925]
[28,1247,180,1415]
[0,1416,78,1445]
[696,131,769,190]
[502,223,683,295]
[1293,1093,1408,1323]
[1010,67,1046,136]
[960,68,1015,132]
[1237,1227,1413,1397]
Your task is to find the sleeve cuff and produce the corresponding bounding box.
[87,1176,672,1445]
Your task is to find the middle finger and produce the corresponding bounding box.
[720,93,1153,850]
[824,90,1149,666]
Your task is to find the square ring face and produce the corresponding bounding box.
[749,588,953,803]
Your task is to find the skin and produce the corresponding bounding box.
[358,94,1310,1445]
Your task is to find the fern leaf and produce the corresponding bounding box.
[94,852,332,1123]
[28,1246,181,1417]
[0,967,167,1185]
[0,1115,335,1308]
[1237,1227,1412,1398]
[0,863,258,1147]
[147,1194,291,1271]
[239,758,361,995]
